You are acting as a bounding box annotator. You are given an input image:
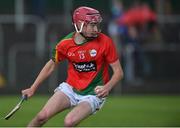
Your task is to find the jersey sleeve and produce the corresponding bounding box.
[51,42,66,63]
[104,38,119,64]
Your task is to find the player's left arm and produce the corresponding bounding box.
[95,59,123,98]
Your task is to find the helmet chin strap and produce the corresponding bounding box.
[74,22,84,33]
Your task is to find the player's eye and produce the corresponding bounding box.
[89,23,100,28]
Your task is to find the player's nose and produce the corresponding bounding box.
[93,25,98,32]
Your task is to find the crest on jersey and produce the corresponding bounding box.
[89,49,97,57]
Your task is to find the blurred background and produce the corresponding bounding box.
[0,0,180,127]
[0,0,180,94]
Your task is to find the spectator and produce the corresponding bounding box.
[118,2,155,83]
[108,0,126,54]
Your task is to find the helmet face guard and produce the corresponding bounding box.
[84,13,102,24]
[73,6,102,33]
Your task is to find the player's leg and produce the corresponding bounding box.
[28,91,71,127]
[64,95,106,127]
[64,101,92,127]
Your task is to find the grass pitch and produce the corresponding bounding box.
[0,95,180,127]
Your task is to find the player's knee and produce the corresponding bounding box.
[36,110,49,124]
[64,116,76,127]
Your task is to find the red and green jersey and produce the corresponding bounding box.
[52,32,118,95]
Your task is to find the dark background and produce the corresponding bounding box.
[0,0,180,95]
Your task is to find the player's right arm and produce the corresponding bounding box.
[22,59,57,98]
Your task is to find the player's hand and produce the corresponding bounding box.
[94,85,111,98]
[21,87,35,98]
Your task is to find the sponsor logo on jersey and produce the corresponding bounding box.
[68,52,75,57]
[89,49,97,57]
[72,61,97,72]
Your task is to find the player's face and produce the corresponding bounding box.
[82,22,101,38]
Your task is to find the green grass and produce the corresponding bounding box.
[0,95,180,127]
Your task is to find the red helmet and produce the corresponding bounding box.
[73,6,102,32]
